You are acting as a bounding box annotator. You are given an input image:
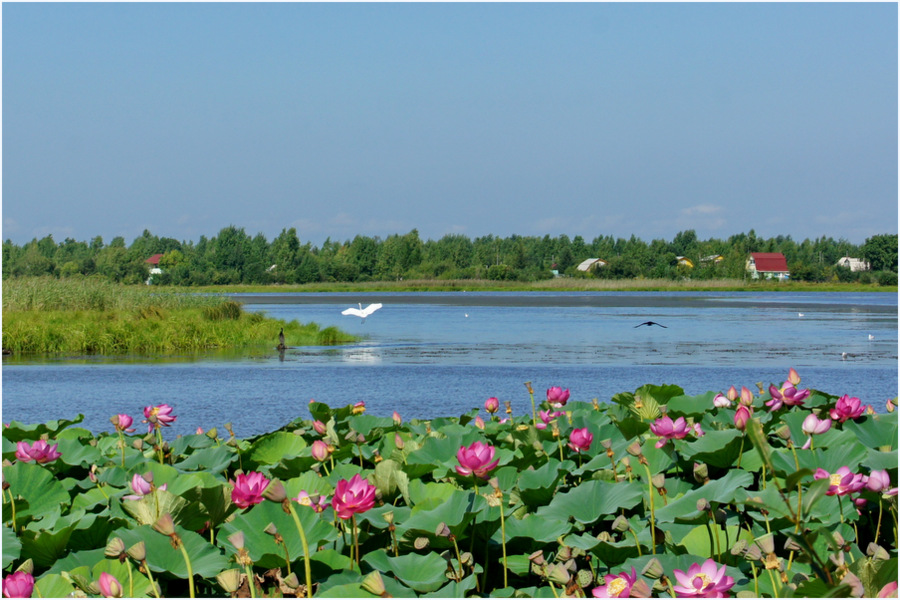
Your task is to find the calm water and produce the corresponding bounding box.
[3,292,897,437]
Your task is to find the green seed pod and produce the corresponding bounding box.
[216,569,242,594]
[104,537,125,558]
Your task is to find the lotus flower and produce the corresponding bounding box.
[98,572,123,598]
[231,472,271,508]
[455,441,499,479]
[310,440,331,462]
[568,428,593,453]
[867,469,899,496]
[713,393,731,409]
[474,416,485,430]
[485,397,500,414]
[766,384,809,411]
[815,466,866,496]
[142,403,176,433]
[332,473,376,519]
[536,409,564,430]
[787,368,801,386]
[672,559,735,598]
[111,414,135,433]
[296,491,330,513]
[877,582,898,598]
[739,386,754,407]
[312,420,327,435]
[887,399,895,413]
[546,386,570,407]
[829,395,868,423]
[733,405,751,431]
[351,401,366,415]
[15,440,61,464]
[392,411,402,425]
[800,414,832,449]
[649,416,693,448]
[592,567,637,598]
[2,572,34,598]
[726,386,739,402]
[123,473,167,500]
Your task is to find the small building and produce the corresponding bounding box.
[835,257,870,272]
[700,254,724,265]
[145,254,163,266]
[746,253,790,280]
[145,254,164,285]
[576,258,607,272]
[675,256,694,268]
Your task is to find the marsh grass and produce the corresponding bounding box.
[2,277,356,354]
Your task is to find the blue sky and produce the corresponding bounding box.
[3,3,897,247]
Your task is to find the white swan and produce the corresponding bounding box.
[341,303,383,323]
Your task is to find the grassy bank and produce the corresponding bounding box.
[2,277,356,355]
[188,277,896,294]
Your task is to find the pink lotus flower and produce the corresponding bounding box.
[312,420,327,435]
[351,401,366,415]
[474,416,485,430]
[815,466,866,496]
[392,411,402,425]
[2,572,34,598]
[15,440,61,464]
[111,414,135,433]
[547,386,570,407]
[713,393,731,409]
[649,416,693,448]
[296,491,329,513]
[766,384,810,411]
[787,368,801,386]
[672,559,735,598]
[877,582,898,598]
[332,474,376,519]
[800,414,832,449]
[485,397,500,414]
[142,404,176,433]
[733,405,751,431]
[131,473,152,495]
[887,399,895,413]
[739,386,754,407]
[455,441,500,479]
[726,386,739,402]
[310,440,331,462]
[867,470,899,496]
[231,472,271,508]
[535,409,564,430]
[98,572,123,598]
[593,567,638,598]
[829,395,868,423]
[568,428,593,453]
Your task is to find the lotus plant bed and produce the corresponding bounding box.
[2,371,897,598]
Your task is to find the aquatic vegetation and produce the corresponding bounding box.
[2,369,897,597]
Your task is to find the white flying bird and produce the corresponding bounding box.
[341,303,383,323]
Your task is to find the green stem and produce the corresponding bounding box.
[243,563,257,599]
[547,578,559,598]
[126,558,134,598]
[118,431,126,468]
[875,500,884,545]
[751,561,760,597]
[629,527,643,557]
[641,463,657,555]
[142,560,161,598]
[736,435,745,468]
[6,487,17,531]
[766,566,780,598]
[529,387,537,427]
[352,514,360,572]
[838,494,845,526]
[155,427,165,465]
[176,538,196,598]
[450,536,464,582]
[287,502,314,599]
[708,510,721,562]
[498,499,508,589]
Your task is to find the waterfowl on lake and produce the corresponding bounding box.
[341,302,383,323]
[634,321,667,328]
[277,327,286,350]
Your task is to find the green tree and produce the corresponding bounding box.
[862,234,898,273]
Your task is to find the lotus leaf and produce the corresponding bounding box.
[362,548,451,593]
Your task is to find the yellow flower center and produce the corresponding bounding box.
[694,573,712,588]
[830,473,843,486]
[607,578,628,596]
[150,407,160,417]
[298,496,312,506]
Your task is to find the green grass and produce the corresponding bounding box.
[2,277,356,355]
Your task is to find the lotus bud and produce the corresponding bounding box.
[474,416,485,430]
[98,572,123,598]
[357,434,365,444]
[435,522,452,538]
[362,571,387,596]
[788,368,801,385]
[394,433,404,449]
[713,508,727,524]
[693,462,709,483]
[547,563,570,585]
[641,557,664,579]
[392,411,402,425]
[696,498,711,512]
[216,569,242,593]
[126,542,146,562]
[867,543,890,560]
[731,539,748,556]
[612,515,630,532]
[757,533,775,554]
[726,386,739,401]
[312,420,327,435]
[625,441,643,456]
[887,399,895,413]
[152,513,176,536]
[741,386,754,406]
[282,572,300,590]
[264,480,287,503]
[414,537,430,550]
[842,572,865,598]
[104,537,125,558]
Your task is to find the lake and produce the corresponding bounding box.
[2,291,897,437]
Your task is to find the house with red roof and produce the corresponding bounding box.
[145,254,164,285]
[746,253,790,280]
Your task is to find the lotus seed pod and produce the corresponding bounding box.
[460,552,473,566]
[625,441,643,456]
[651,474,665,489]
[529,550,546,566]
[612,515,630,532]
[783,537,802,552]
[596,531,612,543]
[104,537,125,558]
[757,533,775,554]
[382,511,394,525]
[547,563,571,585]
[744,544,763,561]
[126,542,146,562]
[132,439,144,450]
[263,480,287,503]
[693,462,709,482]
[282,572,300,589]
[641,557,664,579]
[713,508,727,524]
[600,438,612,449]
[576,569,594,588]
[696,498,711,512]
[263,523,278,536]
[435,522,452,538]
[631,579,652,598]
[227,531,246,550]
[361,571,387,596]
[775,425,792,441]
[152,513,176,536]
[414,537,430,550]
[216,569,242,593]
[867,543,890,560]
[731,539,748,556]
[205,427,218,439]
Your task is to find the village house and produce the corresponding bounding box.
[700,254,724,265]
[746,252,790,280]
[675,256,694,268]
[145,254,164,285]
[835,256,870,272]
[576,258,607,273]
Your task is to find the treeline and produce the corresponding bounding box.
[3,228,897,286]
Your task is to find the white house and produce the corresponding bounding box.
[576,258,607,272]
[835,257,870,272]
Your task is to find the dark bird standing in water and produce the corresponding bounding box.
[277,327,286,350]
[635,321,667,328]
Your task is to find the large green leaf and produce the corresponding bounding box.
[654,469,754,524]
[248,431,308,466]
[497,513,572,545]
[539,480,643,524]
[174,445,237,472]
[114,524,229,579]
[373,459,411,505]
[3,461,70,523]
[843,416,897,451]
[676,429,744,468]
[362,549,450,593]
[34,574,77,598]
[18,523,75,568]
[3,525,21,568]
[0,415,85,443]
[667,392,716,417]
[517,459,565,507]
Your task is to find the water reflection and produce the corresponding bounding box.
[341,345,382,363]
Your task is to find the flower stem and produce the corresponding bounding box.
[352,514,360,573]
[155,427,165,465]
[287,502,314,599]
[450,536,464,582]
[498,497,508,589]
[243,563,257,599]
[118,431,126,468]
[142,560,161,598]
[6,487,17,530]
[528,386,537,427]
[126,558,134,598]
[641,463,657,554]
[875,500,884,544]
[175,537,196,598]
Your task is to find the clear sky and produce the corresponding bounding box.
[3,2,897,247]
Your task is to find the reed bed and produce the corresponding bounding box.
[2,277,355,354]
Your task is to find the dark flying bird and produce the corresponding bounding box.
[277,327,286,350]
[634,321,667,328]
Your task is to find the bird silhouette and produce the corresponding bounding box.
[277,327,286,351]
[635,321,667,328]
